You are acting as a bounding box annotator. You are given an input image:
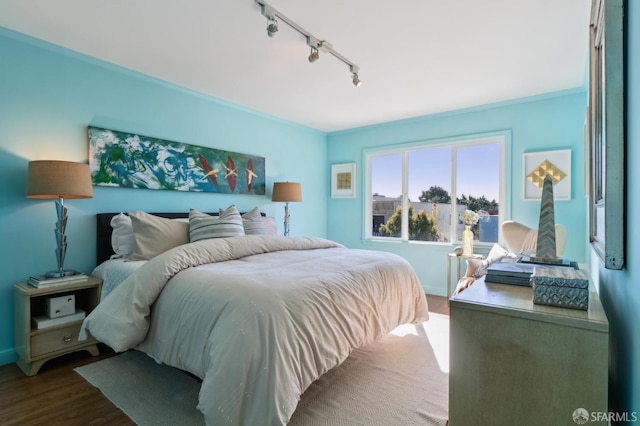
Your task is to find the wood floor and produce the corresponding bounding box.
[0,294,448,425]
[0,344,133,426]
[426,293,449,315]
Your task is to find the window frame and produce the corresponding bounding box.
[587,0,624,269]
[363,131,511,246]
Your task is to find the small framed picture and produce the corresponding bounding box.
[522,149,571,200]
[331,163,356,198]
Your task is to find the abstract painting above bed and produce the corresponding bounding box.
[81,234,429,425]
[88,126,266,195]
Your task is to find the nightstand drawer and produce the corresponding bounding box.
[32,323,84,357]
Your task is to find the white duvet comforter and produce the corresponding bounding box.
[80,235,429,425]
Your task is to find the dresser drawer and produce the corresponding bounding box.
[31,323,85,357]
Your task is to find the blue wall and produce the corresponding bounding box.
[1,13,635,418]
[0,28,328,365]
[590,0,640,418]
[327,91,587,295]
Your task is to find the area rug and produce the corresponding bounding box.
[75,313,449,426]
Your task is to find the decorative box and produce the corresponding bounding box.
[531,267,589,311]
[45,293,76,318]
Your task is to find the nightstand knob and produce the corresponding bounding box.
[62,335,72,343]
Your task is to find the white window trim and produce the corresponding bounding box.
[363,130,512,246]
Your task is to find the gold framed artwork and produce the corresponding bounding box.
[523,149,572,201]
[331,163,356,198]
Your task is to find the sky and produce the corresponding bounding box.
[371,142,500,203]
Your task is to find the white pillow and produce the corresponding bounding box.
[485,243,510,265]
[110,213,134,258]
[465,258,484,278]
[465,243,516,278]
[264,216,279,236]
[128,211,189,261]
[189,205,245,242]
[242,207,267,235]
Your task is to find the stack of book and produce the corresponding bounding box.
[28,273,88,288]
[519,256,578,269]
[485,261,536,286]
[32,309,86,330]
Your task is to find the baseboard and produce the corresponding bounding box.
[423,284,446,297]
[0,348,17,366]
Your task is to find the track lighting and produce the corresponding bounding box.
[352,73,362,87]
[266,17,278,37]
[308,47,319,63]
[255,0,361,87]
[350,65,362,87]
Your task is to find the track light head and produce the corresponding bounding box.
[352,73,362,88]
[308,47,319,63]
[267,18,278,37]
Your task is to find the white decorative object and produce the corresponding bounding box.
[45,294,76,318]
[462,226,474,256]
[459,209,479,226]
[459,209,479,257]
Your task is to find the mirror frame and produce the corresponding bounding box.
[588,0,625,269]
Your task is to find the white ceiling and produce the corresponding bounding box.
[0,0,590,132]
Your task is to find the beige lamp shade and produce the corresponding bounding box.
[26,160,94,199]
[272,182,302,202]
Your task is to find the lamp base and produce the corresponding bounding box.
[45,269,80,279]
[283,202,291,237]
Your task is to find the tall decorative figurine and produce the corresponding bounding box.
[532,174,560,263]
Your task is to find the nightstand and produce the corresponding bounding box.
[13,276,102,376]
[449,276,609,425]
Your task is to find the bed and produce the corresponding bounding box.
[81,209,429,425]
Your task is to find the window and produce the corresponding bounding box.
[366,133,506,245]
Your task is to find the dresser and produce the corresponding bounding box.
[449,276,608,425]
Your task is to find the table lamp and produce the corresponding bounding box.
[271,182,302,236]
[26,160,94,277]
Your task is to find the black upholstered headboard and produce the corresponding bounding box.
[96,211,265,265]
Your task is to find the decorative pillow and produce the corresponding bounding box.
[453,276,477,296]
[464,258,484,278]
[189,206,244,242]
[127,211,189,261]
[464,243,517,278]
[110,213,134,258]
[263,216,279,236]
[242,207,267,235]
[485,243,511,265]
